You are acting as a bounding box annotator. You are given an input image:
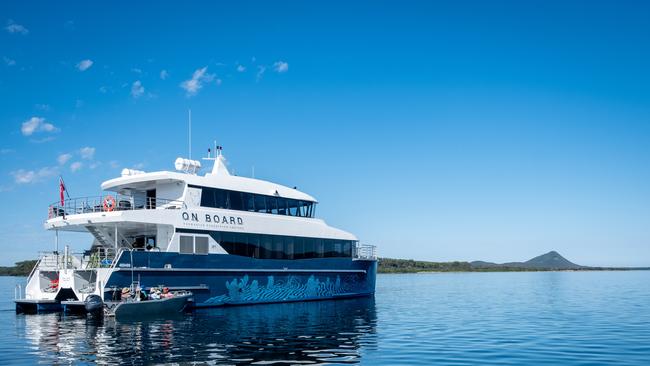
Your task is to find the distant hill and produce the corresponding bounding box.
[471,251,584,270]
[378,251,592,273]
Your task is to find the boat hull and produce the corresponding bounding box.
[110,294,191,319]
[103,252,377,307]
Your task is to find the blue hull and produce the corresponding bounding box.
[104,252,377,307]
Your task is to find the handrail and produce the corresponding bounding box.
[353,243,377,260]
[100,247,129,293]
[48,194,184,218]
[26,257,42,282]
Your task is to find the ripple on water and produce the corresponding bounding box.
[1,272,650,365]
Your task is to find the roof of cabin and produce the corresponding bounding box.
[101,155,318,202]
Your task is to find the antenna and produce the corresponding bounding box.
[252,166,255,178]
[203,140,219,162]
[188,109,192,159]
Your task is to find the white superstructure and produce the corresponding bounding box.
[16,149,376,311]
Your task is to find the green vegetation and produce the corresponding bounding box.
[379,258,472,273]
[0,260,37,276]
[379,258,568,273]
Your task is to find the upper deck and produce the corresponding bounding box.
[41,151,374,262]
[44,153,357,241]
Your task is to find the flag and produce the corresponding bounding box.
[59,177,66,206]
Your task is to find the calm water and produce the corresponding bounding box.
[1,271,649,365]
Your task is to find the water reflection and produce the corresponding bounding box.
[21,297,377,365]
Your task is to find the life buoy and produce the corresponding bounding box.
[103,195,116,212]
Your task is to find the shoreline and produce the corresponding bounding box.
[3,258,648,277]
[380,268,650,274]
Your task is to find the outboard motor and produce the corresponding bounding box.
[84,294,104,314]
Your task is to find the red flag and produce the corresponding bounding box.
[59,177,65,206]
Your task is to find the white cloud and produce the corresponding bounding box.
[11,166,58,184]
[57,153,72,165]
[160,69,168,80]
[35,103,50,111]
[131,80,144,98]
[11,170,35,184]
[256,65,266,81]
[80,146,95,160]
[21,117,58,136]
[180,67,215,97]
[70,162,83,172]
[99,86,108,93]
[131,68,142,74]
[89,162,100,169]
[76,59,93,71]
[109,160,120,169]
[236,65,246,72]
[3,56,16,66]
[273,61,289,73]
[5,20,28,35]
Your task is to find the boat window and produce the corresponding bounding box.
[195,236,209,254]
[194,229,354,260]
[276,198,287,215]
[228,191,243,211]
[342,241,352,257]
[273,236,284,259]
[315,239,325,258]
[294,237,304,259]
[200,188,215,207]
[197,186,316,218]
[215,189,228,208]
[249,234,260,259]
[323,240,335,258]
[234,232,250,257]
[285,236,295,259]
[303,238,315,258]
[219,232,235,254]
[261,235,273,259]
[265,196,278,214]
[243,193,255,212]
[254,194,266,213]
[179,236,194,254]
[288,200,299,216]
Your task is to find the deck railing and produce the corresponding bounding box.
[48,195,184,218]
[353,243,377,260]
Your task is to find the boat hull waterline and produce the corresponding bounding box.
[107,294,192,319]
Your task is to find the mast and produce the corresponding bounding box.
[188,109,192,160]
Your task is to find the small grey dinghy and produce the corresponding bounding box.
[106,292,192,320]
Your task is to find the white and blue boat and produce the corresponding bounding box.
[15,148,377,313]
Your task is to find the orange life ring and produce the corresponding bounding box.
[103,195,116,212]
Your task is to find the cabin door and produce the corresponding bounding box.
[146,189,156,209]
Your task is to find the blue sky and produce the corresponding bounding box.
[1,1,649,266]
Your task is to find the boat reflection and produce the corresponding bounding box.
[21,297,377,365]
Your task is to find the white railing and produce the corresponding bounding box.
[353,243,377,260]
[48,195,184,218]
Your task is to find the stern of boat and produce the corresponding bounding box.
[15,246,119,313]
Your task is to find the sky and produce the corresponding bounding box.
[1,1,649,267]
